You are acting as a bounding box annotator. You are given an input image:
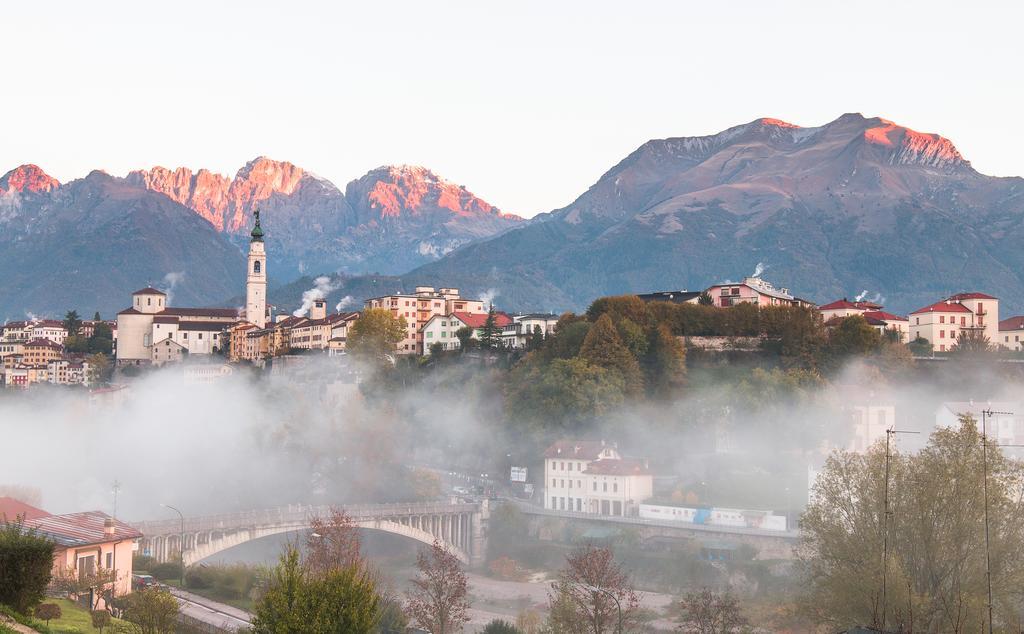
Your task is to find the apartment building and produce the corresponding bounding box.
[543,440,653,517]
[365,287,486,354]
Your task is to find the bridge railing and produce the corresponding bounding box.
[133,501,480,536]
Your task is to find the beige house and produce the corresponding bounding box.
[22,338,64,365]
[909,293,999,352]
[365,287,486,355]
[999,316,1024,351]
[543,440,653,517]
[151,337,186,366]
[862,311,909,342]
[818,298,882,321]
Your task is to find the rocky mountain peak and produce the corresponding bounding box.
[0,164,59,194]
[354,164,520,220]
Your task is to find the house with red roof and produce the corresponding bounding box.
[420,310,514,355]
[818,298,884,321]
[909,293,999,352]
[1,497,142,604]
[543,440,653,517]
[999,316,1024,352]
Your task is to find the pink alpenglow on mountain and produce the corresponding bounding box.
[0,164,59,194]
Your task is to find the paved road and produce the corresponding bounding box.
[169,587,252,632]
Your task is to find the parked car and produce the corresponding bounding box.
[132,573,158,591]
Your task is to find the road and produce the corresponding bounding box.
[169,587,252,632]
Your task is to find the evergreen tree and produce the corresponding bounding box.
[643,323,686,398]
[479,308,500,350]
[93,311,102,321]
[63,310,82,338]
[526,324,545,351]
[580,314,643,396]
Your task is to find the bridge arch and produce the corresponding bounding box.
[135,502,485,568]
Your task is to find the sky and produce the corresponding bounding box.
[2,0,1021,217]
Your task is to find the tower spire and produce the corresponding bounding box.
[250,207,264,242]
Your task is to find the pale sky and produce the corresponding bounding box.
[2,0,1021,217]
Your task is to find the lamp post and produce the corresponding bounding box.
[582,584,622,634]
[161,504,185,589]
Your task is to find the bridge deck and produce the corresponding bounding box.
[133,501,480,535]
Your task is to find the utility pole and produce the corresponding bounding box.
[161,504,185,589]
[880,427,918,633]
[111,480,120,519]
[981,408,1013,634]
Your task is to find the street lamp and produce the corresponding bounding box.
[161,504,185,589]
[581,584,622,634]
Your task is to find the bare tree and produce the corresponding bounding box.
[547,545,640,634]
[676,588,748,633]
[405,540,470,634]
[305,508,362,576]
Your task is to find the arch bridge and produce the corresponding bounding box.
[133,501,487,567]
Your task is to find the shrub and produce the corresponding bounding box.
[482,619,522,634]
[33,603,61,625]
[148,562,182,581]
[0,519,55,613]
[91,609,112,632]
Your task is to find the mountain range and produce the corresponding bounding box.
[4,112,1024,320]
[304,113,1024,316]
[0,161,519,318]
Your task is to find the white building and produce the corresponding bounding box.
[543,440,653,517]
[246,209,268,328]
[501,313,559,349]
[421,311,514,355]
[365,287,487,355]
[938,401,1024,447]
[705,276,815,308]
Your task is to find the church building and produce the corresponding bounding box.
[116,210,268,366]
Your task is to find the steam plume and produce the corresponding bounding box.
[294,276,339,317]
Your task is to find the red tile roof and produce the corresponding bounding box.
[0,497,50,521]
[23,511,142,548]
[948,292,997,301]
[584,458,651,476]
[544,440,615,460]
[910,300,973,315]
[23,338,62,350]
[452,311,513,329]
[1000,316,1024,332]
[819,299,862,311]
[862,310,907,322]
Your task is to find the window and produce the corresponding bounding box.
[603,482,608,492]
[560,479,564,488]
[569,480,573,489]
[105,552,113,568]
[254,260,261,274]
[77,555,96,579]
[198,333,203,340]
[569,462,573,471]
[940,330,945,338]
[552,478,556,487]
[916,317,920,325]
[592,482,597,491]
[183,332,188,339]
[613,483,618,493]
[940,315,945,324]
[147,298,152,306]
[552,497,556,508]
[961,316,966,326]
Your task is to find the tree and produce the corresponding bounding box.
[305,508,362,576]
[579,314,643,396]
[347,308,407,363]
[91,609,112,632]
[0,518,54,613]
[405,540,470,634]
[908,335,931,356]
[52,565,117,609]
[63,310,82,338]
[482,619,522,633]
[676,588,748,633]
[505,357,625,434]
[88,321,115,354]
[86,352,112,386]
[697,292,714,306]
[643,323,686,398]
[547,545,640,634]
[34,603,61,626]
[951,329,995,357]
[516,609,543,634]
[251,544,380,634]
[479,308,501,351]
[455,326,476,352]
[585,295,649,326]
[375,594,408,633]
[797,415,1024,632]
[411,468,442,501]
[121,587,179,634]
[526,324,545,351]
[826,315,882,362]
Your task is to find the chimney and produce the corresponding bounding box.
[103,517,116,537]
[311,299,327,320]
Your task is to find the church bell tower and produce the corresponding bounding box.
[246,208,267,328]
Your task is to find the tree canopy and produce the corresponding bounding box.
[347,308,407,363]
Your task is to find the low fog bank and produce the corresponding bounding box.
[1,353,1022,522]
